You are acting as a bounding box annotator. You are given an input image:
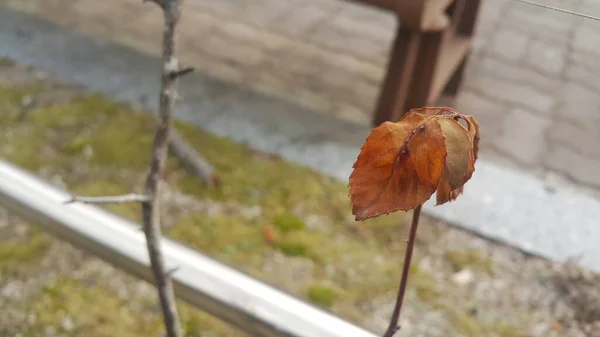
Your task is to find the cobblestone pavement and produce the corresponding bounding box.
[2,0,600,193]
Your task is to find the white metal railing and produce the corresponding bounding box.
[0,159,378,337]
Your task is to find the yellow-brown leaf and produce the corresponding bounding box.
[464,115,480,160]
[438,118,474,190]
[436,115,479,205]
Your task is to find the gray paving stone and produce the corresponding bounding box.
[495,108,550,165]
[465,73,556,114]
[503,2,577,42]
[568,49,600,71]
[488,28,529,61]
[558,82,600,125]
[454,89,505,138]
[474,56,563,93]
[547,120,600,158]
[200,32,267,67]
[274,2,332,38]
[524,38,566,75]
[245,0,305,26]
[544,146,600,188]
[573,25,600,54]
[194,0,249,17]
[565,64,600,95]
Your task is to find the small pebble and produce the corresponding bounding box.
[452,269,475,286]
[21,94,33,108]
[61,317,74,331]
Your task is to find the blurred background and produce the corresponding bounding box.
[4,0,599,191]
[1,0,599,336]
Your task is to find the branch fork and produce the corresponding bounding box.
[66,1,194,337]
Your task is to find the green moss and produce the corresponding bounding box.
[178,307,246,337]
[446,305,484,337]
[25,278,246,337]
[307,284,337,308]
[1,80,525,336]
[0,86,34,128]
[277,240,308,257]
[445,249,494,273]
[442,302,528,337]
[0,86,26,106]
[32,95,154,169]
[62,136,91,156]
[25,279,160,337]
[272,212,306,232]
[0,227,51,278]
[452,315,526,337]
[357,213,407,245]
[0,82,459,336]
[487,322,527,337]
[173,121,351,222]
[168,213,268,267]
[275,232,326,261]
[409,265,441,305]
[0,90,153,172]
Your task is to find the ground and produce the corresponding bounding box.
[3,0,600,195]
[1,60,599,337]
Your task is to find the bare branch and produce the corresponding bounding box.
[61,3,197,336]
[169,128,219,187]
[65,193,149,204]
[168,66,195,79]
[141,0,184,336]
[166,266,180,277]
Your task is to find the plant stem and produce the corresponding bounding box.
[382,205,422,337]
[141,1,184,337]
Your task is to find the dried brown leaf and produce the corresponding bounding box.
[349,114,447,220]
[350,107,480,218]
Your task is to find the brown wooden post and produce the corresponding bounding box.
[404,31,444,109]
[372,27,422,126]
[457,0,482,36]
[370,0,480,126]
[443,56,468,95]
[443,0,482,97]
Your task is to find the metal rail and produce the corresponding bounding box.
[0,159,377,337]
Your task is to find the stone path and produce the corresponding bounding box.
[2,0,600,194]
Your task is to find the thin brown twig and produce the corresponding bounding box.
[140,0,186,336]
[166,266,181,276]
[141,65,217,187]
[169,66,195,79]
[169,128,219,187]
[64,193,149,204]
[66,2,190,335]
[383,205,422,337]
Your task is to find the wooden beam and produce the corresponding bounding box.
[429,33,471,102]
[404,31,444,109]
[372,27,422,125]
[345,0,395,11]
[346,0,455,31]
[457,0,482,36]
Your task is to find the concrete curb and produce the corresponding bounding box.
[1,6,599,272]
